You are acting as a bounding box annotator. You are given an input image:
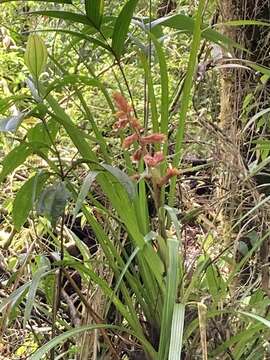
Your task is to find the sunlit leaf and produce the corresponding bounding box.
[24,34,48,80]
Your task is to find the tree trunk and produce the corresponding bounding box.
[219,0,270,294]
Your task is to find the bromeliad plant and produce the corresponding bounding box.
[2,1,270,359]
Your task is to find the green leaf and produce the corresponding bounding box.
[168,304,185,360]
[0,143,32,183]
[84,0,104,29]
[12,172,50,231]
[29,324,156,360]
[0,113,25,132]
[36,29,110,51]
[112,0,138,58]
[0,95,29,113]
[27,119,59,152]
[37,182,70,227]
[158,238,180,360]
[101,164,136,200]
[147,13,241,50]
[221,19,270,27]
[239,311,270,328]
[72,171,98,220]
[24,34,48,81]
[29,11,92,26]
[23,265,49,328]
[150,34,169,136]
[0,282,30,312]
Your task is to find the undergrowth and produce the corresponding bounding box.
[0,1,270,359]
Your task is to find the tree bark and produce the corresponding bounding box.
[219,0,270,294]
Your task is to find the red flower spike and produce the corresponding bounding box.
[122,133,139,149]
[130,117,142,130]
[166,167,180,177]
[140,133,166,145]
[157,167,180,187]
[114,118,129,129]
[132,148,144,162]
[144,151,165,167]
[113,92,132,113]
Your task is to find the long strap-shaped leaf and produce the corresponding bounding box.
[158,238,180,360]
[168,304,185,360]
[29,324,157,360]
[112,0,139,59]
[84,0,104,29]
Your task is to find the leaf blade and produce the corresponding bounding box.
[84,0,104,29]
[112,0,138,58]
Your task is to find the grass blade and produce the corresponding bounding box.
[168,303,185,360]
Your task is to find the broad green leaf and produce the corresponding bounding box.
[0,143,32,183]
[37,182,70,227]
[23,265,49,328]
[24,35,48,81]
[101,164,136,200]
[168,304,185,360]
[0,113,25,132]
[72,171,98,220]
[112,0,138,58]
[84,0,104,29]
[12,172,50,231]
